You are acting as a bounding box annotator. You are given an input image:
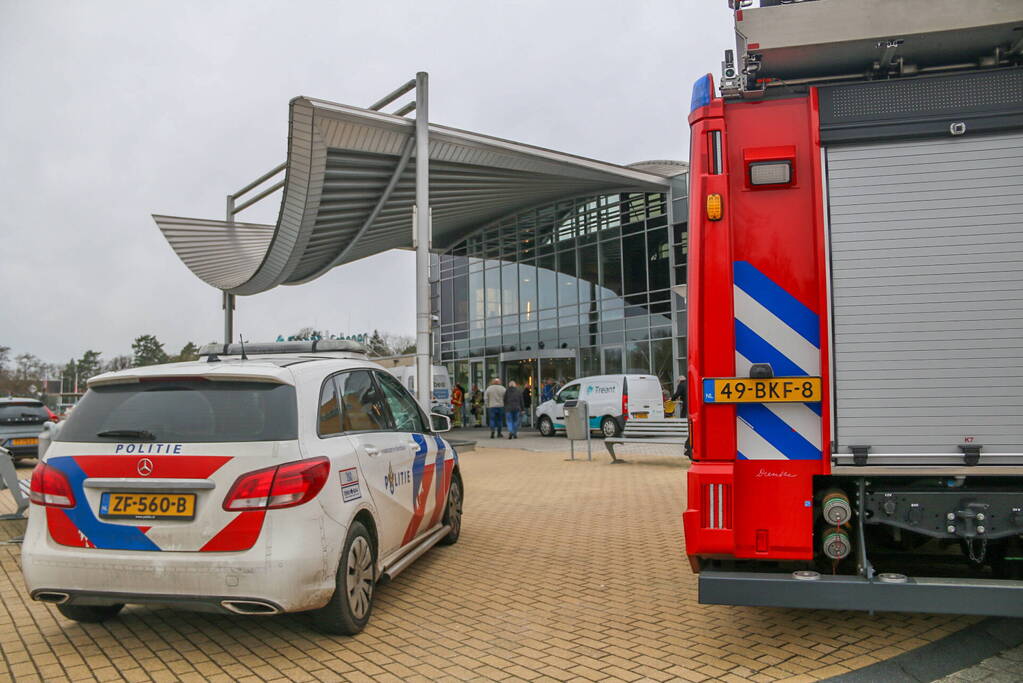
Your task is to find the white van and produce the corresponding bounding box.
[385,365,453,416]
[534,374,665,438]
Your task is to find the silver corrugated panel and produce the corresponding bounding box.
[827,131,1023,455]
[152,215,275,290]
[155,95,672,296]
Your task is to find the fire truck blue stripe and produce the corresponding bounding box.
[734,320,809,377]
[733,261,820,347]
[737,404,821,460]
[806,402,822,416]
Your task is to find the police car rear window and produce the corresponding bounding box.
[56,380,298,443]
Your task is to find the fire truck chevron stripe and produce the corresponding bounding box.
[732,261,822,460]
[737,403,821,461]
[735,323,810,378]
[733,261,819,347]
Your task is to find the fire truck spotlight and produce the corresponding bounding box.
[822,489,852,526]
[706,193,723,221]
[749,160,792,186]
[822,529,852,560]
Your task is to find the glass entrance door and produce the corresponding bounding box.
[540,358,577,386]
[503,358,537,427]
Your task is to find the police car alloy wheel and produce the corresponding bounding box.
[538,416,554,437]
[346,535,374,619]
[601,416,620,438]
[312,520,375,635]
[440,476,462,545]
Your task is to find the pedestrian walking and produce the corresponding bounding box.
[672,376,687,417]
[522,385,532,428]
[504,381,523,439]
[483,378,506,438]
[470,384,483,427]
[540,378,556,403]
[451,383,464,428]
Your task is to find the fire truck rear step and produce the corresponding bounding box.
[699,570,1023,617]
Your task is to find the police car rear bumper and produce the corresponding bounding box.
[21,516,340,613]
[30,588,285,615]
[699,570,1023,618]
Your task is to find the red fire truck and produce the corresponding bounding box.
[683,0,1023,616]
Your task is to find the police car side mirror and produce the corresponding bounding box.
[430,413,452,433]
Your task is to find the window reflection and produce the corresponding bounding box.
[438,192,683,388]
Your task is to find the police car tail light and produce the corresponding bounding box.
[223,465,276,511]
[266,458,329,509]
[223,458,329,511]
[29,463,76,508]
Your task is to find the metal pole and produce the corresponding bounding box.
[224,195,236,344]
[414,72,432,412]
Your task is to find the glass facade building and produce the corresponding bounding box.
[436,185,688,397]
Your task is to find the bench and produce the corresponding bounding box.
[604,418,689,463]
[0,446,30,521]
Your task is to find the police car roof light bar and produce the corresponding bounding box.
[198,340,368,357]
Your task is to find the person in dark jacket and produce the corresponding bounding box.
[522,385,532,428]
[671,377,687,417]
[503,381,524,439]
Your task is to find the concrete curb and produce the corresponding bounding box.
[825,617,1023,683]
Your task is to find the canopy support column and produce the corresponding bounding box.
[224,194,236,344]
[414,71,432,413]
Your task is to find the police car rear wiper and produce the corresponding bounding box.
[96,429,157,441]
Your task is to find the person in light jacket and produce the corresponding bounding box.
[483,378,506,438]
[503,381,524,439]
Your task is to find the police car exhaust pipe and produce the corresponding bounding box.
[382,525,451,582]
[34,591,70,604]
[220,600,280,615]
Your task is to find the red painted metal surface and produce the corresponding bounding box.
[684,83,831,565]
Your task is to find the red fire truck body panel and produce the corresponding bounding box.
[683,0,1023,618]
[684,82,831,562]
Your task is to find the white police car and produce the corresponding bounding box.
[21,341,463,635]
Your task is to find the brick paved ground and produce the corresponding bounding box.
[0,448,981,682]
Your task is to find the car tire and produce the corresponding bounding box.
[537,416,555,437]
[311,521,375,636]
[56,602,124,624]
[600,416,621,438]
[439,475,463,546]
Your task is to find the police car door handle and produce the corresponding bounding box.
[364,445,380,457]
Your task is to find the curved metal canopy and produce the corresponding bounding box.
[154,96,681,295]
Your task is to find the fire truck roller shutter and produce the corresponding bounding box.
[826,129,1023,457]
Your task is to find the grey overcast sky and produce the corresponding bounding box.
[0,0,733,365]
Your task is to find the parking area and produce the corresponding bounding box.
[0,447,979,682]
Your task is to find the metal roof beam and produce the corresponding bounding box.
[368,79,416,112]
[290,137,416,285]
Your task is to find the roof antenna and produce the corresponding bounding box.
[238,334,248,360]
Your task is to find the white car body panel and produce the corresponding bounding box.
[20,355,459,615]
